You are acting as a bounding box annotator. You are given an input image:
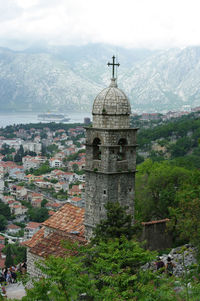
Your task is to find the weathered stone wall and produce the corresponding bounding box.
[141,222,172,251]
[85,171,135,239]
[93,115,130,129]
[85,128,137,173]
[85,123,137,239]
[26,249,44,287]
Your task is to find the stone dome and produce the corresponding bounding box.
[92,78,131,116]
[92,78,131,129]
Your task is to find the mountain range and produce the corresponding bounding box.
[0,44,200,113]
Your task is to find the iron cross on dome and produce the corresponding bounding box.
[107,56,120,79]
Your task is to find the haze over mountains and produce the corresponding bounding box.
[0,44,200,113]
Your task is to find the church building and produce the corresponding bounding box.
[24,56,138,279]
[84,56,137,239]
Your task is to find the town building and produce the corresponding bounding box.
[24,222,42,240]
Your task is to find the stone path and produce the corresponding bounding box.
[6,283,26,300]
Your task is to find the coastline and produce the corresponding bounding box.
[0,112,91,128]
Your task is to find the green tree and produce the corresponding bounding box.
[3,243,26,265]
[50,178,58,184]
[92,202,136,243]
[135,160,191,220]
[0,201,11,219]
[46,144,59,155]
[33,162,52,176]
[14,145,25,163]
[41,199,48,208]
[72,163,79,172]
[22,249,93,301]
[1,143,11,155]
[28,207,49,222]
[0,215,7,231]
[5,245,14,268]
[21,200,192,301]
[41,143,47,156]
[22,237,181,301]
[169,185,200,252]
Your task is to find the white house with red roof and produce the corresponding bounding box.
[65,147,76,156]
[9,201,28,216]
[1,195,15,204]
[70,196,83,207]
[54,152,66,160]
[34,179,52,189]
[27,192,43,203]
[22,156,41,170]
[31,199,42,208]
[11,185,27,199]
[7,224,21,235]
[68,161,85,171]
[49,158,63,168]
[54,181,68,192]
[24,222,42,240]
[68,185,82,197]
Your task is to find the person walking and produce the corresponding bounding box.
[166,256,175,276]
[155,256,165,273]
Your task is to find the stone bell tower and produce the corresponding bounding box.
[84,56,137,239]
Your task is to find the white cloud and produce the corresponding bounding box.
[0,0,200,49]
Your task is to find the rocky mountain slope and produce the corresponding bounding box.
[0,44,200,112]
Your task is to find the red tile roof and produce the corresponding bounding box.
[7,224,20,230]
[23,227,45,248]
[71,197,82,202]
[0,257,5,269]
[24,204,85,259]
[142,218,170,226]
[42,203,85,236]
[30,231,86,258]
[26,222,41,229]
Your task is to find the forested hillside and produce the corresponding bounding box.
[133,111,200,168]
[134,111,200,251]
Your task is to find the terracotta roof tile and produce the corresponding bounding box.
[71,197,82,202]
[142,218,170,226]
[26,222,41,229]
[30,231,86,258]
[43,203,85,236]
[7,224,20,229]
[23,227,45,248]
[0,257,5,269]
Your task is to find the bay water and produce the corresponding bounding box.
[0,112,91,128]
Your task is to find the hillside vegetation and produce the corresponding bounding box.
[133,112,200,251]
[134,111,200,169]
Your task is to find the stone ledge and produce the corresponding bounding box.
[84,169,136,175]
[84,127,138,131]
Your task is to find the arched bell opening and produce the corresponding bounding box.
[93,138,101,160]
[117,138,127,161]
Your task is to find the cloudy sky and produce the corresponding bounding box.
[1,0,200,50]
